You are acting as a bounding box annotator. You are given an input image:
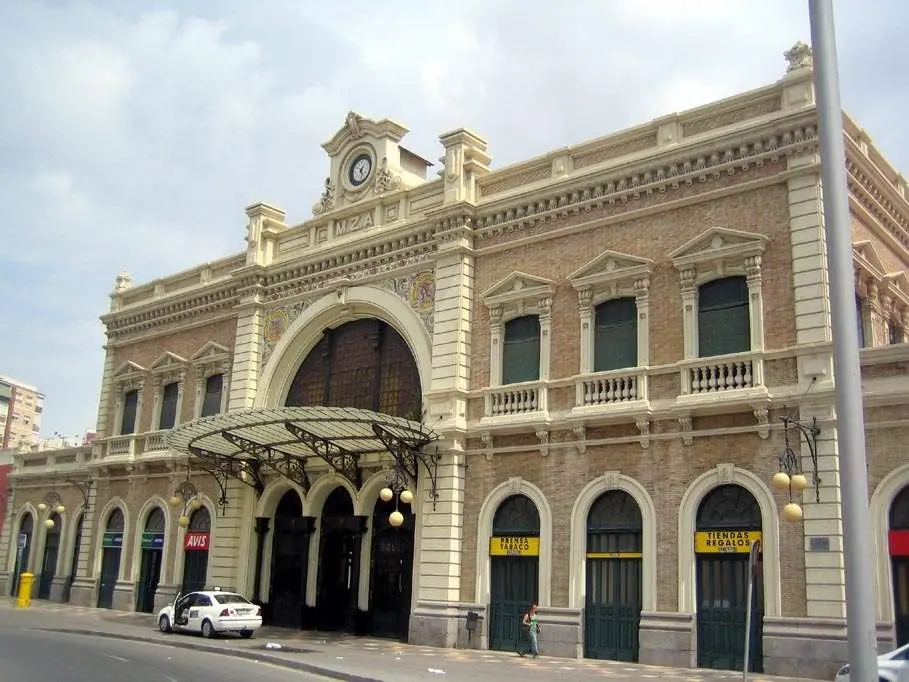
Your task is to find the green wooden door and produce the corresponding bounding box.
[695,485,763,673]
[488,494,540,652]
[584,490,643,662]
[489,556,538,651]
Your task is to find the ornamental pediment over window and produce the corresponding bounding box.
[112,360,147,389]
[189,341,231,363]
[853,240,887,275]
[480,271,557,310]
[669,226,768,270]
[568,250,653,296]
[149,351,188,374]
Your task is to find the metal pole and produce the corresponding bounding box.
[808,2,879,679]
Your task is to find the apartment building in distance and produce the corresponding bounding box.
[3,42,909,681]
[0,376,44,450]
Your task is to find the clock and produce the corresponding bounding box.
[349,153,373,187]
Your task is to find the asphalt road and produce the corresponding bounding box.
[0,624,328,682]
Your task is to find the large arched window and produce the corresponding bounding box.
[285,319,421,418]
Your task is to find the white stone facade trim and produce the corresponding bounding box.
[567,472,657,611]
[256,285,433,408]
[129,497,172,583]
[677,465,781,618]
[62,505,86,582]
[870,464,909,623]
[5,504,37,574]
[669,227,768,359]
[474,477,553,607]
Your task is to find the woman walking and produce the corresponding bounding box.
[517,602,540,658]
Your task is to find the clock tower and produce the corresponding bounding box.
[311,111,432,216]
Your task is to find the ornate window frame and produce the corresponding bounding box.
[568,250,653,373]
[669,227,768,359]
[854,241,909,346]
[189,342,233,418]
[149,352,188,430]
[480,272,556,387]
[111,361,147,435]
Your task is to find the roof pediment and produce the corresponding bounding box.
[884,271,909,298]
[150,351,188,373]
[112,360,146,378]
[670,227,768,268]
[190,341,231,363]
[568,250,653,289]
[321,111,409,157]
[480,271,556,307]
[853,240,886,274]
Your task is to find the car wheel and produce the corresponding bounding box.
[201,619,215,638]
[240,630,254,639]
[158,615,172,634]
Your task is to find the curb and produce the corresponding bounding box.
[38,627,383,682]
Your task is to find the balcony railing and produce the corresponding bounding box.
[98,429,173,461]
[576,368,648,408]
[484,381,547,418]
[680,352,765,398]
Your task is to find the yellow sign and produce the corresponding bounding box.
[695,530,762,554]
[586,552,642,560]
[490,536,540,557]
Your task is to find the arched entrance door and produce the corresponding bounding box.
[10,513,34,596]
[584,490,643,662]
[489,494,540,652]
[888,485,909,646]
[695,484,764,672]
[269,490,313,628]
[136,507,166,613]
[369,495,414,640]
[182,507,212,594]
[37,512,62,599]
[316,486,365,633]
[98,508,125,609]
[63,514,84,602]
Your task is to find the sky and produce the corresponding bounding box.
[1,0,907,440]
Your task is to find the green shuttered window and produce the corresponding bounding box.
[698,277,750,358]
[594,297,638,372]
[502,315,541,385]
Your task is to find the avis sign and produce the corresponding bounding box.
[184,532,210,551]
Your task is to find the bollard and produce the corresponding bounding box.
[16,572,35,608]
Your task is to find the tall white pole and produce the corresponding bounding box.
[808,1,879,679]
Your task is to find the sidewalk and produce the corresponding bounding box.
[1,598,824,682]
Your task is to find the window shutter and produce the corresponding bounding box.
[698,277,750,357]
[593,298,638,372]
[200,374,223,417]
[856,295,866,348]
[158,382,180,430]
[120,390,139,435]
[502,315,541,384]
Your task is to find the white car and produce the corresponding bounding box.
[157,590,262,639]
[835,642,909,681]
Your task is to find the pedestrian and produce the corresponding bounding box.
[517,601,540,658]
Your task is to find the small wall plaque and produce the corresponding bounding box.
[809,536,830,552]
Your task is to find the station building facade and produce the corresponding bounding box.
[2,43,909,679]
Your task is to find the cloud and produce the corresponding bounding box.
[0,0,906,436]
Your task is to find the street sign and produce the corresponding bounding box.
[17,533,26,550]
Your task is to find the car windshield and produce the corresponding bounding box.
[213,593,251,605]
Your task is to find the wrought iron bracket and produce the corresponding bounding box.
[173,478,199,506]
[39,490,64,511]
[284,421,360,486]
[64,479,92,511]
[372,423,440,510]
[222,430,311,494]
[189,444,264,513]
[780,415,822,503]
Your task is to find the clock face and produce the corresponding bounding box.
[349,154,372,186]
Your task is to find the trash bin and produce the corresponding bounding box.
[16,572,35,608]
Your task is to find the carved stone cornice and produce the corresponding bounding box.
[475,120,819,241]
[846,152,909,252]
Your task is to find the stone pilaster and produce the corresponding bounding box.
[0,475,17,594]
[94,344,117,436]
[207,479,255,594]
[68,477,100,606]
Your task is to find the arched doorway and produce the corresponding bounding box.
[489,494,540,652]
[182,506,212,594]
[136,507,165,613]
[37,512,62,599]
[888,485,909,646]
[316,486,365,632]
[10,513,34,596]
[98,508,125,609]
[695,484,764,672]
[63,514,84,603]
[584,490,643,662]
[269,490,312,629]
[369,495,414,640]
[285,318,422,421]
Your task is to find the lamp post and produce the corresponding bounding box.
[808,1,878,678]
[169,476,201,528]
[378,466,414,528]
